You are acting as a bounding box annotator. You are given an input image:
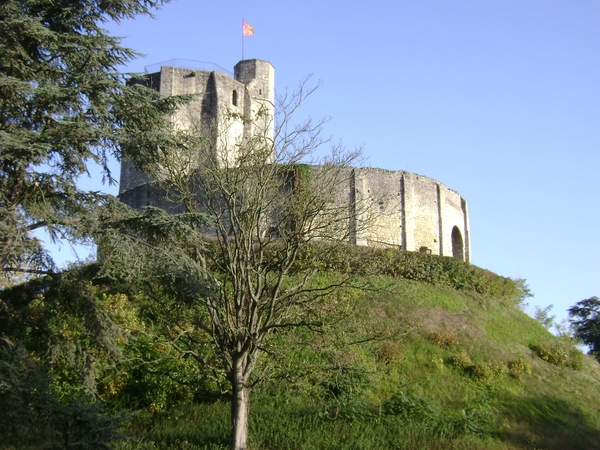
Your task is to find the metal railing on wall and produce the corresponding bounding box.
[144,59,233,77]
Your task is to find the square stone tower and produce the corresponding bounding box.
[234,59,275,149]
[119,59,275,194]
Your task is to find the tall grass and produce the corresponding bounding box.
[113,267,600,450]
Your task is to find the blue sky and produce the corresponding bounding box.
[70,0,600,324]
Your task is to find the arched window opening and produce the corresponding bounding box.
[451,226,464,260]
[232,90,238,106]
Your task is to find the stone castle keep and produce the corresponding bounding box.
[119,59,471,263]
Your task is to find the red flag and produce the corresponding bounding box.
[243,21,254,37]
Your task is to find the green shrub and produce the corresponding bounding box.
[489,360,508,377]
[376,341,404,364]
[290,242,520,299]
[531,342,568,367]
[427,356,444,371]
[530,340,585,371]
[321,366,371,401]
[567,348,584,370]
[471,361,506,381]
[430,330,459,348]
[380,392,438,422]
[380,392,494,437]
[471,363,494,380]
[508,357,532,379]
[451,351,473,371]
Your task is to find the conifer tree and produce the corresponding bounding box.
[0,0,183,277]
[569,296,600,361]
[0,1,186,446]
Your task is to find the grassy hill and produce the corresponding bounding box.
[113,249,600,450]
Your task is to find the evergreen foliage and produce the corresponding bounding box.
[0,1,186,446]
[569,296,600,361]
[0,267,128,448]
[0,0,184,278]
[0,343,128,449]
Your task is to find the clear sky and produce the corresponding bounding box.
[73,0,600,324]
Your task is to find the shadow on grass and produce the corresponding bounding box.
[128,402,230,449]
[500,393,600,450]
[123,394,600,450]
[129,401,499,450]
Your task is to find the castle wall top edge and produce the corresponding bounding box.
[144,59,274,80]
[154,65,233,79]
[234,59,275,68]
[354,166,464,198]
[119,164,464,201]
[144,59,234,77]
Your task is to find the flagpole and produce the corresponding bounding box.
[241,18,244,60]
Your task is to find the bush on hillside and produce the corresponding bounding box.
[451,351,473,371]
[471,361,507,381]
[567,348,584,370]
[430,330,459,348]
[531,342,568,367]
[380,392,494,437]
[376,341,405,364]
[289,242,520,300]
[508,357,532,379]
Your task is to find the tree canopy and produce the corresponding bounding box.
[0,1,189,446]
[569,296,600,361]
[97,81,372,449]
[0,0,183,278]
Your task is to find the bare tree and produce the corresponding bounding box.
[100,80,376,450]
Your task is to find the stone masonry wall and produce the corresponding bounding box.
[346,168,470,261]
[119,166,471,262]
[120,60,275,192]
[119,60,470,262]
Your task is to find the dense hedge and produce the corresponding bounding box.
[292,242,520,301]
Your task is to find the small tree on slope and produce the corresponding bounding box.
[98,81,378,450]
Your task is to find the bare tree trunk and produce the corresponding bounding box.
[231,360,250,450]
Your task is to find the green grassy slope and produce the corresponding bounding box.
[119,271,600,450]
